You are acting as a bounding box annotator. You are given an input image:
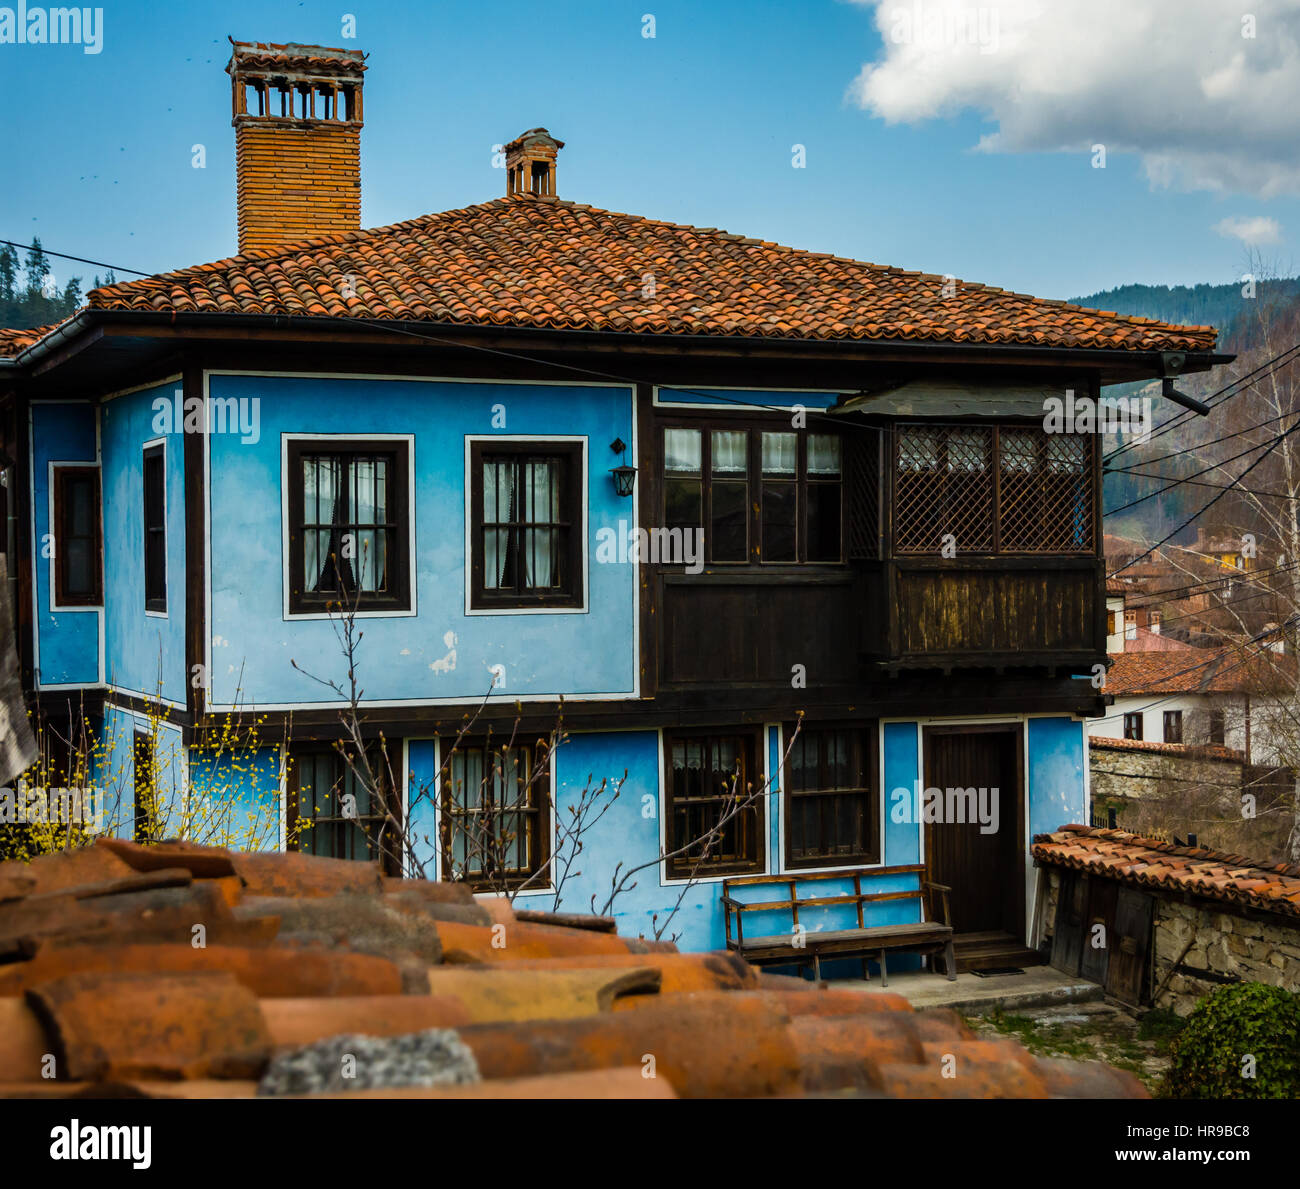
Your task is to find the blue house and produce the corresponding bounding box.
[0,41,1230,966]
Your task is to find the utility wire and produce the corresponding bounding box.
[1107,418,1300,578]
[0,238,150,277]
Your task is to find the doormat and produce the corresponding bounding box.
[970,967,1025,978]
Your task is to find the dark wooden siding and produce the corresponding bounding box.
[891,557,1103,663]
[659,572,862,686]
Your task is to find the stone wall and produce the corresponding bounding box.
[1040,869,1300,1016]
[1154,898,1300,1016]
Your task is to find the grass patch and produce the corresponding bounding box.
[975,1004,1181,1095]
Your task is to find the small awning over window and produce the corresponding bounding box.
[830,378,1092,419]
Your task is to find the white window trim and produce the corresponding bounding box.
[463,434,590,617]
[47,460,104,612]
[280,432,418,621]
[142,437,169,619]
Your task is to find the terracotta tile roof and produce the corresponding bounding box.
[1089,735,1245,762]
[1105,647,1295,696]
[0,195,1218,359]
[1034,824,1300,918]
[227,39,367,74]
[0,324,59,357]
[0,838,1145,1099]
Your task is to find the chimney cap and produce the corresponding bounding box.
[503,127,565,154]
[504,128,564,199]
[226,36,367,79]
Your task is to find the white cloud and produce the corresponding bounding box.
[1213,214,1282,244]
[846,0,1300,197]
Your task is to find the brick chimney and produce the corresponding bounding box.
[226,39,367,253]
[504,128,564,198]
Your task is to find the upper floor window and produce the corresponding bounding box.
[52,465,101,607]
[893,424,1093,555]
[784,725,878,868]
[469,439,584,610]
[143,443,167,613]
[663,728,765,878]
[1207,708,1226,745]
[1123,712,1143,741]
[661,423,843,565]
[439,738,551,889]
[1163,710,1183,744]
[286,438,411,615]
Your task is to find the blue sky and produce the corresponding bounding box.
[1,0,1296,301]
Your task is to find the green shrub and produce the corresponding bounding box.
[1163,982,1300,1099]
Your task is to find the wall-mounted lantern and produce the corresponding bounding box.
[609,437,636,497]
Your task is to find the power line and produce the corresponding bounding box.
[0,238,149,278]
[1104,405,1299,475]
[1103,339,1300,464]
[1106,418,1300,515]
[1107,418,1300,578]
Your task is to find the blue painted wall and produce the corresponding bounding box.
[30,403,99,686]
[97,706,186,839]
[1027,716,1087,838]
[204,374,637,709]
[101,383,187,704]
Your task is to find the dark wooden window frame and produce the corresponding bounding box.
[782,722,880,870]
[51,463,102,608]
[892,420,1097,557]
[658,412,845,567]
[437,735,553,890]
[143,442,167,613]
[1123,712,1143,741]
[285,436,412,616]
[286,743,403,875]
[663,725,766,879]
[1163,710,1183,744]
[468,438,585,611]
[1207,707,1226,746]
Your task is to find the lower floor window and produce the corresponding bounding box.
[439,740,551,889]
[290,745,401,873]
[664,730,764,878]
[784,725,878,867]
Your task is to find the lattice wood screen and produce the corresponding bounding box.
[893,425,1094,554]
[845,426,881,560]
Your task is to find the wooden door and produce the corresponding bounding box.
[923,726,1022,936]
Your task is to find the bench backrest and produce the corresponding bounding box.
[720,865,927,946]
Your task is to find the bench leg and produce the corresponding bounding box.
[879,949,887,989]
[861,957,870,982]
[944,938,957,981]
[813,953,822,984]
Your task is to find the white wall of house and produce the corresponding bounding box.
[1090,692,1290,764]
[1105,596,1125,654]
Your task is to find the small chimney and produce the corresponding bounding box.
[226,39,367,253]
[504,128,564,198]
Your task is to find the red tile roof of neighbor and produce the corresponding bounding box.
[1034,825,1300,918]
[0,838,1145,1099]
[1089,736,1245,762]
[1105,647,1296,695]
[0,194,1219,359]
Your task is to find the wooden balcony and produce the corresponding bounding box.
[654,556,1105,690]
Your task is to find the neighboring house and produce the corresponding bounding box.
[1093,648,1295,763]
[1035,825,1300,1013]
[0,41,1231,957]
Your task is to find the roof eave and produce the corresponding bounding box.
[5,307,1233,382]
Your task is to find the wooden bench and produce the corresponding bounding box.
[720,865,956,986]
